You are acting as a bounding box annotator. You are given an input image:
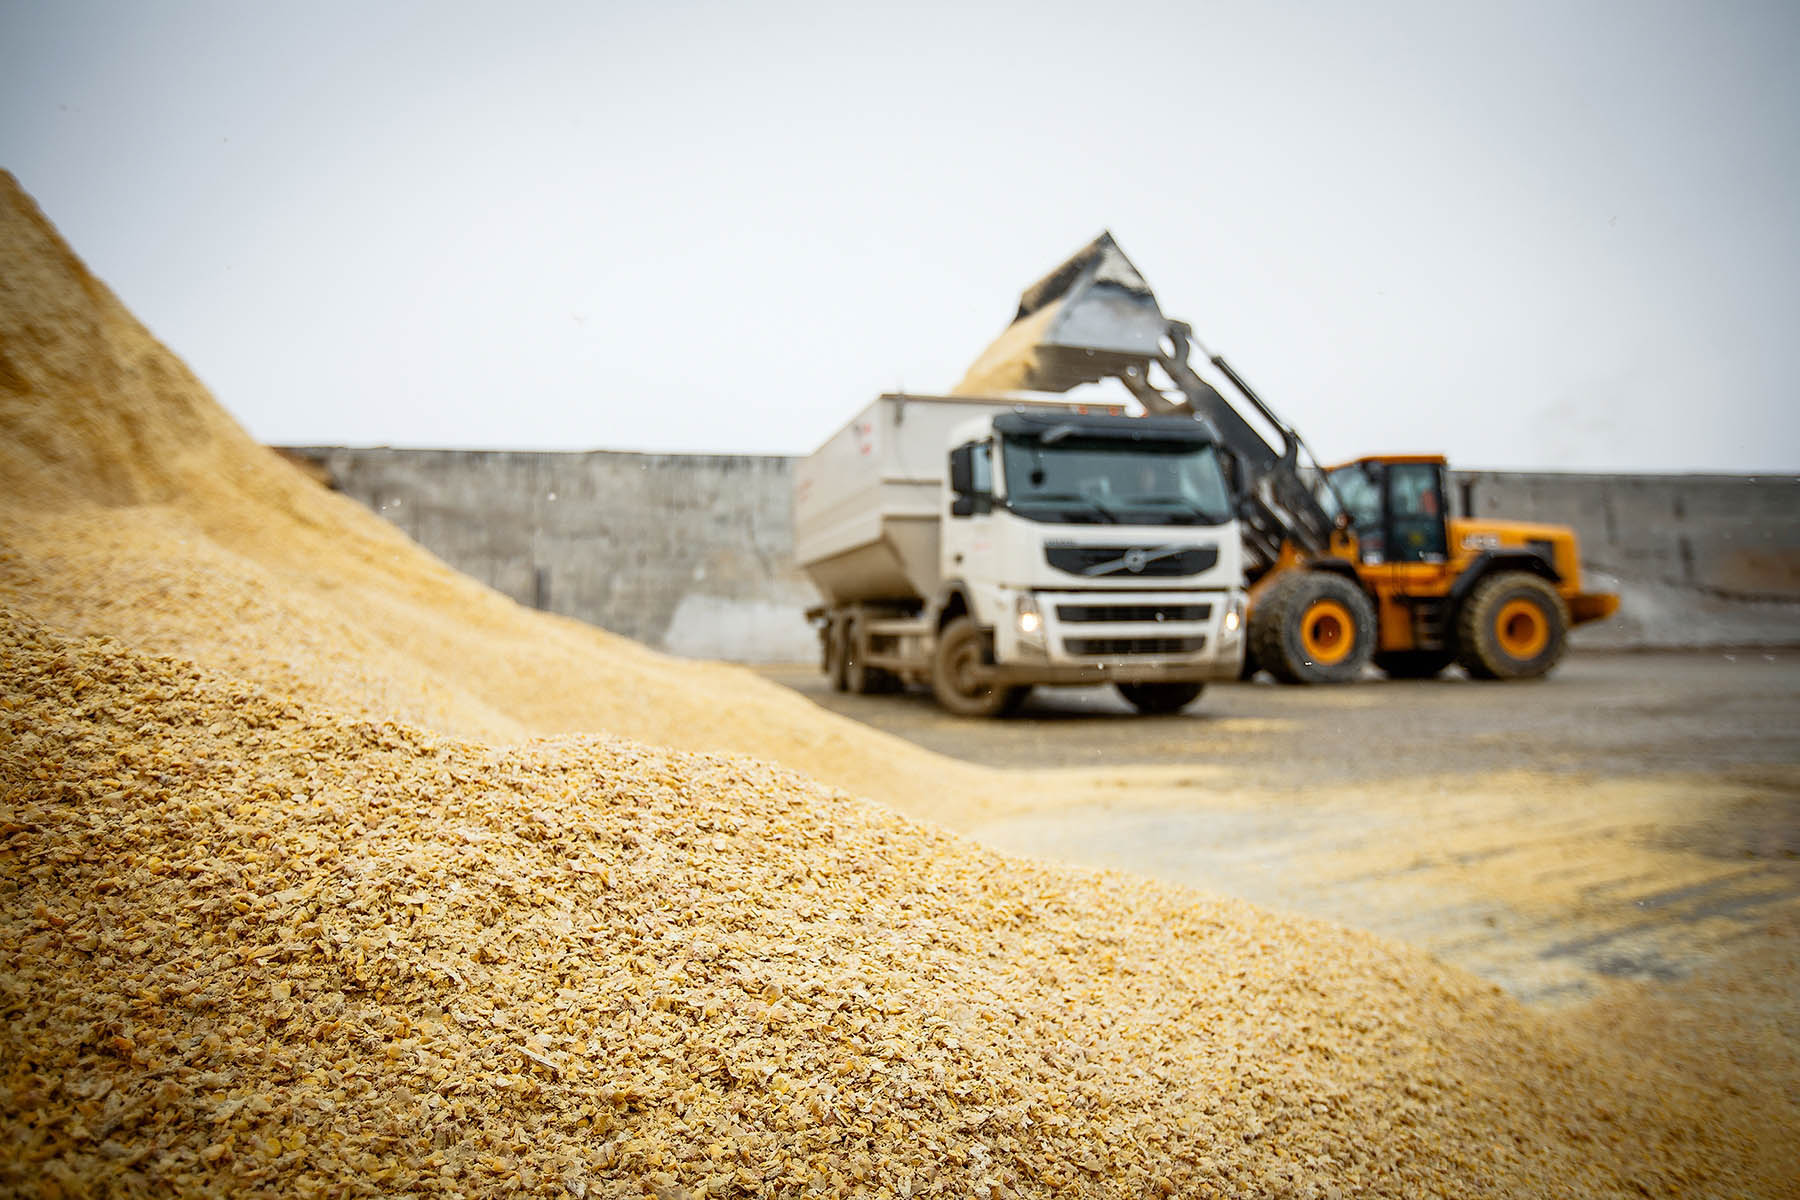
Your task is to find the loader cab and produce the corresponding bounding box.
[1324,455,1450,566]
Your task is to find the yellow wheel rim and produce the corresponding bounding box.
[1495,597,1549,659]
[1301,598,1356,665]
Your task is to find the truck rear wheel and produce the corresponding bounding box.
[931,616,1027,717]
[844,614,899,695]
[1456,572,1568,680]
[1115,682,1204,714]
[1250,571,1376,685]
[826,619,849,692]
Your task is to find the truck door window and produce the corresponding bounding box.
[970,441,992,494]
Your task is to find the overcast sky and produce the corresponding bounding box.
[3,0,1797,471]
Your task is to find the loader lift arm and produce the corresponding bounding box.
[952,232,1344,579]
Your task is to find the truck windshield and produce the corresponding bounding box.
[1001,436,1232,526]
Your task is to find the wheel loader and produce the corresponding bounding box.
[952,233,1619,682]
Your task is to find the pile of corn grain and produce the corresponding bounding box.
[0,171,1774,1196]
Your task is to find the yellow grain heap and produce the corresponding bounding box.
[0,171,1775,1196]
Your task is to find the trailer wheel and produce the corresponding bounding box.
[1115,682,1204,714]
[1373,650,1454,680]
[1250,571,1376,685]
[844,614,899,695]
[1456,572,1568,680]
[931,617,1027,717]
[826,619,850,692]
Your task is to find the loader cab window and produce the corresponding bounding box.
[1386,463,1448,563]
[1324,462,1386,562]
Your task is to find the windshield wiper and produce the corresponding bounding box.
[1013,492,1120,523]
[1116,495,1229,525]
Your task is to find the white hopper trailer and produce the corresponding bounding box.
[794,393,1247,716]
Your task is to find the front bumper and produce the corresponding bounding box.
[993,588,1243,682]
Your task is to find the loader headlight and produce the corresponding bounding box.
[1015,592,1043,638]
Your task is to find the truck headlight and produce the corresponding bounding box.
[1015,592,1043,638]
[1221,594,1244,645]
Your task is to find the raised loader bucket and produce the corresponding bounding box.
[953,232,1172,397]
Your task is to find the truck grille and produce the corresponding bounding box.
[1064,635,1207,657]
[1044,543,1219,578]
[1055,603,1212,623]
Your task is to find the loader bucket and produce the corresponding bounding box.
[953,232,1171,396]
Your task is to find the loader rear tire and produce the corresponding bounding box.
[1456,572,1568,680]
[1374,650,1454,680]
[1115,682,1204,714]
[931,617,1027,717]
[1250,571,1377,685]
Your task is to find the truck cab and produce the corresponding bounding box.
[796,395,1246,716]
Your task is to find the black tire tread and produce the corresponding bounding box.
[1249,571,1377,685]
[1115,682,1204,714]
[931,616,1025,717]
[1373,650,1454,680]
[1455,572,1569,681]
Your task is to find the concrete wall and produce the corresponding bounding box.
[284,447,1800,658]
[288,447,822,663]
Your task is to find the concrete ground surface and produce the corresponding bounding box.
[757,651,1800,1008]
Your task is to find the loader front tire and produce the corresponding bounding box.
[1456,572,1568,680]
[1250,571,1377,685]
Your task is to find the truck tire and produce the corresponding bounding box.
[1455,572,1568,680]
[1249,571,1376,685]
[1373,650,1454,680]
[844,614,899,695]
[826,619,850,692]
[931,616,1027,717]
[1115,682,1204,714]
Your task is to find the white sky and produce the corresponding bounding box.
[3,0,1797,471]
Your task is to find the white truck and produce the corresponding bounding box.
[794,393,1247,716]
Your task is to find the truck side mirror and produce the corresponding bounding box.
[949,445,976,496]
[948,442,992,517]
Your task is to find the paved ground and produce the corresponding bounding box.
[757,650,1800,786]
[757,651,1800,1006]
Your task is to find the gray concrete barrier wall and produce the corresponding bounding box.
[284,447,1799,659]
[287,447,823,663]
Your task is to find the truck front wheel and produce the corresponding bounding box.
[1115,682,1204,714]
[931,617,1028,717]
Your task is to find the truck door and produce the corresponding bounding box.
[944,439,996,589]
